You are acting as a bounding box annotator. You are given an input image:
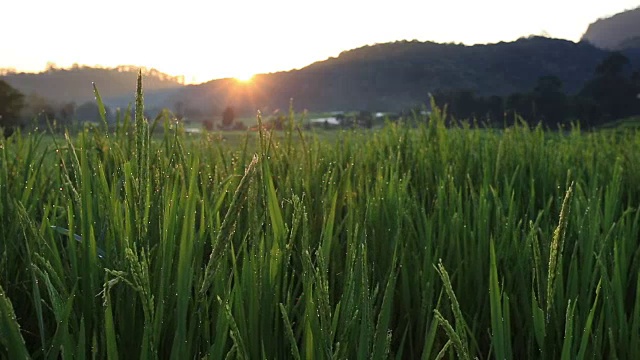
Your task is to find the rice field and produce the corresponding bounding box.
[1,75,640,359]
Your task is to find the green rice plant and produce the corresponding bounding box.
[546,182,574,321]
[92,82,109,132]
[434,260,471,360]
[489,239,513,360]
[200,154,259,296]
[2,77,640,359]
[0,283,29,358]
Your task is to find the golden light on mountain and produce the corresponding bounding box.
[234,73,254,83]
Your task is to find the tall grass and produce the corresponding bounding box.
[1,74,640,359]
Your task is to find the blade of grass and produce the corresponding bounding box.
[0,283,29,359]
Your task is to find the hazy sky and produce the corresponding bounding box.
[1,0,638,83]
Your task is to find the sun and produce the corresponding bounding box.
[234,72,254,82]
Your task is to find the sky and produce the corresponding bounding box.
[1,0,638,84]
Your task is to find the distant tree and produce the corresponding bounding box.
[232,121,247,131]
[532,75,568,126]
[485,95,504,124]
[580,52,638,123]
[632,70,640,100]
[357,110,373,128]
[633,70,640,97]
[572,96,601,128]
[58,102,76,124]
[75,101,111,123]
[203,119,214,131]
[451,90,480,121]
[45,61,58,72]
[0,68,17,76]
[434,90,501,125]
[595,52,630,77]
[0,80,25,136]
[184,106,203,120]
[23,92,56,126]
[633,71,640,115]
[505,92,534,125]
[432,90,470,122]
[222,106,235,127]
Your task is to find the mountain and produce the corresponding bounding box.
[581,7,640,50]
[4,36,639,119]
[0,65,183,108]
[166,37,640,116]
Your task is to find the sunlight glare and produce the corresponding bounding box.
[235,72,254,82]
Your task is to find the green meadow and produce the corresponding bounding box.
[1,76,640,359]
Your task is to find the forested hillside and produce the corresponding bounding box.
[0,65,183,106]
[166,37,640,117]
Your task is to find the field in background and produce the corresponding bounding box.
[1,79,640,359]
[596,115,640,130]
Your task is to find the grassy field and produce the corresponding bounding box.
[1,77,640,359]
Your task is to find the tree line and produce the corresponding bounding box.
[2,52,639,136]
[431,52,640,128]
[0,84,120,137]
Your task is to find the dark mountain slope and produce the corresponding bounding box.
[168,37,640,115]
[1,65,183,107]
[582,7,640,50]
[4,36,639,117]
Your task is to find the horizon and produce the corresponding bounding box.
[0,36,598,84]
[2,1,638,84]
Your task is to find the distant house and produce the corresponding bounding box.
[309,117,341,126]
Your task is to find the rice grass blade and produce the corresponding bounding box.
[489,239,512,360]
[435,260,470,358]
[16,203,47,353]
[219,296,248,359]
[372,250,399,359]
[433,310,469,360]
[171,156,199,358]
[560,300,576,360]
[434,340,452,360]
[92,83,109,131]
[200,155,258,296]
[76,317,86,360]
[0,284,29,359]
[421,316,440,360]
[576,280,601,360]
[50,226,106,259]
[103,282,119,360]
[279,303,301,360]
